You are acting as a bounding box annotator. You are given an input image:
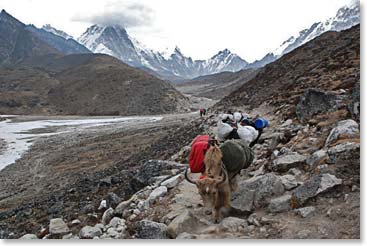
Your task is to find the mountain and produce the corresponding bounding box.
[215,24,360,120]
[0,53,189,115]
[42,24,73,40]
[27,25,91,55]
[78,25,248,81]
[247,0,360,69]
[177,68,258,100]
[0,10,90,64]
[0,9,60,64]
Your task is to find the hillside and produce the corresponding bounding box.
[215,25,360,121]
[0,10,60,64]
[0,53,189,116]
[176,68,258,100]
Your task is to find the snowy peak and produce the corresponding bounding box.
[78,24,249,80]
[42,24,73,40]
[275,0,359,57]
[250,0,360,69]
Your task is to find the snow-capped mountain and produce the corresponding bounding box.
[42,24,73,40]
[249,0,360,68]
[78,25,248,81]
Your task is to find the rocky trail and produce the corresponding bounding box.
[9,85,360,239]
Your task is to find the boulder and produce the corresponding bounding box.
[161,174,183,189]
[279,174,298,190]
[79,226,102,239]
[307,150,327,169]
[296,88,339,123]
[268,194,292,213]
[49,218,70,236]
[325,119,359,147]
[114,195,137,216]
[220,217,248,232]
[19,234,38,239]
[147,186,168,204]
[292,174,342,207]
[101,208,114,225]
[135,220,168,239]
[167,210,203,238]
[232,173,284,210]
[295,206,316,218]
[327,142,360,164]
[272,152,307,172]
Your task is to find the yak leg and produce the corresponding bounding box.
[212,207,221,223]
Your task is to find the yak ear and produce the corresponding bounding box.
[185,168,197,185]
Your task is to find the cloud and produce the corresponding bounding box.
[72,1,155,28]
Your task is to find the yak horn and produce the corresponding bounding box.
[216,168,227,186]
[185,168,196,184]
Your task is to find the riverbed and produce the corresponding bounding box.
[0,115,162,170]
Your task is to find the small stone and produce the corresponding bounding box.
[81,204,94,214]
[288,168,302,177]
[352,185,359,192]
[247,213,261,227]
[20,234,38,239]
[147,186,168,204]
[268,194,292,213]
[62,233,73,239]
[294,206,316,218]
[71,219,81,225]
[307,150,327,168]
[49,218,70,235]
[98,200,107,210]
[109,217,126,229]
[279,174,298,190]
[161,174,183,189]
[105,192,121,208]
[79,226,102,239]
[129,214,137,221]
[220,217,248,232]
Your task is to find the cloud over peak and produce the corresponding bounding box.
[72,1,154,28]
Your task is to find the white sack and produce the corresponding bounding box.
[237,125,258,144]
[217,120,234,141]
[233,112,243,122]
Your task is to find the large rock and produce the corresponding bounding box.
[49,218,70,236]
[268,194,292,213]
[272,153,307,172]
[79,226,102,239]
[296,88,339,123]
[232,173,285,210]
[327,142,360,164]
[292,174,342,207]
[348,82,360,120]
[131,160,186,190]
[135,220,168,239]
[147,186,168,204]
[325,119,359,147]
[161,174,183,189]
[167,210,203,238]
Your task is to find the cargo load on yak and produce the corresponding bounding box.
[220,139,254,178]
[189,135,217,173]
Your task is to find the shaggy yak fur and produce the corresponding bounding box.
[185,168,230,223]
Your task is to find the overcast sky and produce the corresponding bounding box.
[0,0,354,62]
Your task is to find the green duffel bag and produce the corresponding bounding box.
[220,140,254,175]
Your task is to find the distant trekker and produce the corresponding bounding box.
[200,108,204,117]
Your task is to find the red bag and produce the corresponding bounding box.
[189,135,210,173]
